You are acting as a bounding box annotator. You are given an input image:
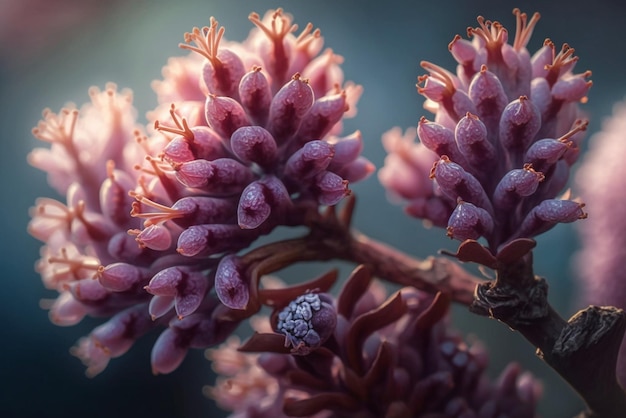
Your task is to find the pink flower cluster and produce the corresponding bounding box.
[380,9,591,262]
[27,9,371,376]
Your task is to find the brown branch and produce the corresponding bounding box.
[234,198,482,317]
[471,253,626,418]
[345,230,479,306]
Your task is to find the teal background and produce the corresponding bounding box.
[1,0,624,416]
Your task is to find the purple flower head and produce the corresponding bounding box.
[275,292,336,355]
[207,266,541,417]
[380,9,590,264]
[27,9,371,376]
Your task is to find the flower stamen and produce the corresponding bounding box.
[545,42,581,85]
[249,8,297,42]
[179,17,225,67]
[47,248,100,281]
[559,119,589,142]
[512,8,541,51]
[249,8,297,83]
[32,198,72,224]
[294,22,321,53]
[468,16,507,52]
[32,108,79,148]
[154,104,194,141]
[418,61,456,97]
[129,192,184,226]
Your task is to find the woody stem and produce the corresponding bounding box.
[471,253,626,418]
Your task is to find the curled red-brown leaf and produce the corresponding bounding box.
[364,340,394,389]
[413,291,451,332]
[496,238,536,264]
[237,332,291,354]
[283,392,360,416]
[285,369,331,391]
[441,239,497,268]
[346,291,407,375]
[337,265,373,318]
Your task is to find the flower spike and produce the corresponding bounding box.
[382,9,591,263]
[29,7,369,378]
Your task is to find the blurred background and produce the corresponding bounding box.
[1,0,624,416]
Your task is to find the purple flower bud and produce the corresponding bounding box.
[406,196,454,228]
[454,112,496,167]
[177,224,255,257]
[237,182,270,229]
[546,44,579,82]
[131,193,237,228]
[163,126,227,163]
[171,196,236,227]
[107,232,144,262]
[295,90,347,142]
[215,255,249,310]
[446,200,494,241]
[238,175,290,229]
[429,156,493,214]
[552,71,593,102]
[190,127,229,161]
[152,311,235,374]
[333,156,375,183]
[89,303,153,360]
[329,131,363,166]
[448,35,476,67]
[276,292,337,355]
[151,327,188,375]
[268,73,314,144]
[446,90,478,122]
[145,266,209,319]
[97,262,146,292]
[145,266,184,297]
[128,224,172,251]
[99,166,135,227]
[174,158,254,194]
[238,66,272,125]
[73,303,154,377]
[285,140,334,180]
[173,159,211,189]
[516,199,587,238]
[530,77,552,116]
[468,66,508,132]
[419,62,478,122]
[201,48,246,98]
[417,117,465,164]
[69,202,114,245]
[314,171,349,206]
[526,119,588,172]
[162,137,195,164]
[205,95,250,140]
[524,138,571,173]
[300,48,343,98]
[540,160,571,200]
[230,126,278,167]
[49,291,88,326]
[492,164,545,210]
[180,20,245,98]
[530,40,554,79]
[499,96,541,154]
[66,279,109,303]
